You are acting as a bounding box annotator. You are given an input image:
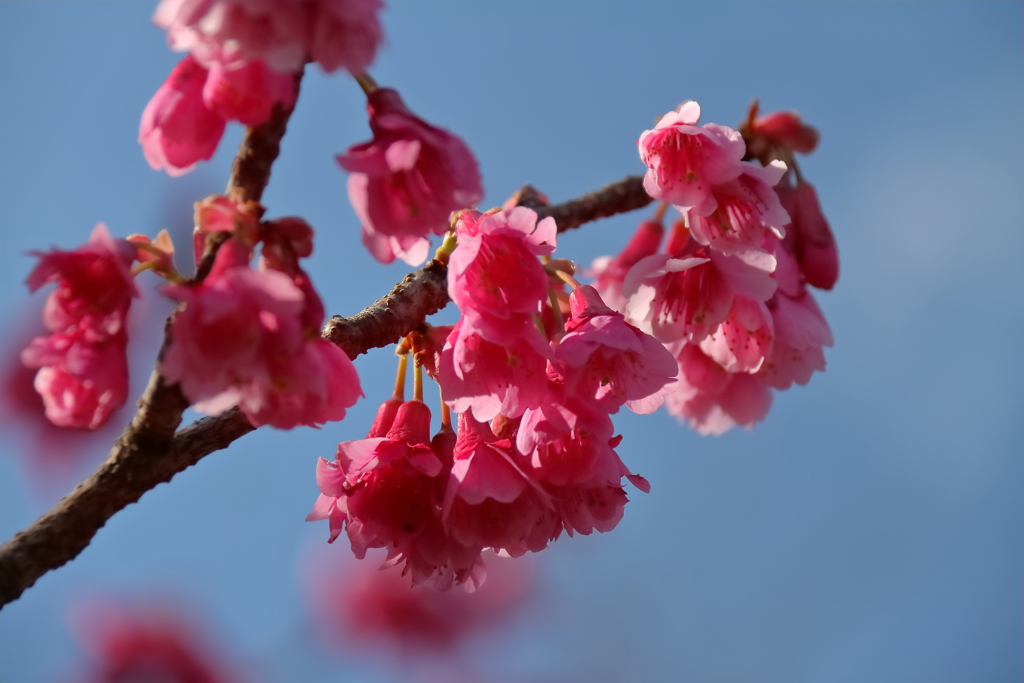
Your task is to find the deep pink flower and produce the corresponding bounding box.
[448,207,556,330]
[686,161,790,253]
[664,344,772,436]
[202,58,296,126]
[26,224,138,339]
[438,316,550,422]
[155,0,383,74]
[638,101,747,216]
[758,289,833,390]
[338,88,483,263]
[443,414,562,558]
[140,55,227,177]
[623,246,777,344]
[192,195,260,266]
[21,331,129,430]
[556,285,677,414]
[590,218,665,313]
[358,221,431,266]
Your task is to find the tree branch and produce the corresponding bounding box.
[0,168,652,610]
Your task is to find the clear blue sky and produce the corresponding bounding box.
[1,3,1022,682]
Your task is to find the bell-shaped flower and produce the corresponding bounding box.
[623,246,777,345]
[699,296,775,374]
[338,88,483,264]
[139,55,226,177]
[664,344,773,436]
[686,161,790,254]
[202,58,296,126]
[438,316,550,422]
[555,285,677,414]
[638,101,746,216]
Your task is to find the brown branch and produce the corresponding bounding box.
[0,167,652,610]
[524,175,652,232]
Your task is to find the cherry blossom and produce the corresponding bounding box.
[338,88,483,264]
[590,218,665,313]
[638,101,747,216]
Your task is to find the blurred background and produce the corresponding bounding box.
[1,2,1021,682]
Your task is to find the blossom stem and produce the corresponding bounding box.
[393,353,408,400]
[438,385,452,430]
[434,231,458,265]
[353,71,379,96]
[413,361,424,402]
[654,202,670,223]
[548,288,566,337]
[554,270,581,290]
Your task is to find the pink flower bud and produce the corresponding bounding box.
[139,55,226,177]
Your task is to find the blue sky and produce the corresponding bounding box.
[1,3,1022,682]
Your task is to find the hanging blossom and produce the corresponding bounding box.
[143,0,383,175]
[338,87,484,266]
[20,225,140,430]
[162,198,362,428]
[311,209,675,589]
[607,101,839,434]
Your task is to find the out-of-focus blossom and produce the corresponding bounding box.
[140,55,227,177]
[162,238,361,428]
[202,58,296,126]
[154,0,384,74]
[776,181,839,290]
[67,600,237,683]
[21,225,138,430]
[638,101,746,216]
[750,110,820,155]
[338,88,483,265]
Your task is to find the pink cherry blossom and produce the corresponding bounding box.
[140,55,227,177]
[438,316,550,422]
[448,207,556,327]
[192,195,260,266]
[686,161,790,253]
[202,58,296,126]
[590,218,664,313]
[26,224,138,339]
[555,285,677,414]
[162,239,361,428]
[758,289,833,390]
[338,88,483,263]
[665,344,772,435]
[623,246,777,344]
[443,413,562,558]
[21,332,129,430]
[155,0,383,74]
[638,101,747,216]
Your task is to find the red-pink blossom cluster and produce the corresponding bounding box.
[589,102,837,434]
[162,197,362,429]
[20,225,139,430]
[310,208,674,588]
[143,0,384,175]
[337,88,484,265]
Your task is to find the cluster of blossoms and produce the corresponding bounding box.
[161,196,362,428]
[20,225,140,430]
[309,207,676,588]
[143,0,384,175]
[592,102,838,435]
